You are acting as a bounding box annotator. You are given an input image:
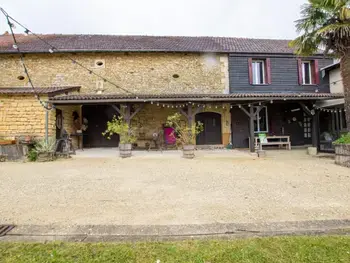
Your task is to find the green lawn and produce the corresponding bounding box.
[0,236,349,263]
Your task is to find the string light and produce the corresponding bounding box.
[0,7,134,97]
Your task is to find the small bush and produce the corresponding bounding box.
[333,133,350,144]
[27,149,37,162]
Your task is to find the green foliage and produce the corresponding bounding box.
[334,132,350,144]
[102,115,137,144]
[27,149,37,162]
[0,236,349,262]
[34,137,56,154]
[289,0,350,56]
[166,112,203,145]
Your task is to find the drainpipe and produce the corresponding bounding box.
[45,103,49,144]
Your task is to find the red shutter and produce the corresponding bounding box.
[248,58,253,85]
[313,59,320,85]
[297,58,303,85]
[266,58,271,84]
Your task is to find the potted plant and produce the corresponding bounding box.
[166,113,203,159]
[34,137,56,162]
[103,116,137,158]
[333,133,350,168]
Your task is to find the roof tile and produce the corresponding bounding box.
[0,34,300,54]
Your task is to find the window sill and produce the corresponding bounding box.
[301,84,317,86]
[251,84,269,86]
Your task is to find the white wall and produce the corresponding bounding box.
[329,68,343,93]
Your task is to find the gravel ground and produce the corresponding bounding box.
[0,149,349,226]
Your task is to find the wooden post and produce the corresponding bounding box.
[312,111,319,147]
[249,106,255,153]
[335,109,340,138]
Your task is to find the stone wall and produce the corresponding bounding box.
[0,53,228,94]
[131,103,231,147]
[0,95,55,138]
[0,95,80,147]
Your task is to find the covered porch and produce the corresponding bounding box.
[49,93,343,153]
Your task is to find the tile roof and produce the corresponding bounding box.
[49,93,344,103]
[0,86,81,96]
[0,34,306,54]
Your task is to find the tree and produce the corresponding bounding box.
[289,0,350,131]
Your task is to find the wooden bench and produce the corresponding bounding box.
[249,136,291,150]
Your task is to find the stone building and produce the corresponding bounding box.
[0,34,342,150]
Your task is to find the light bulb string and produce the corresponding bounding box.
[0,7,135,97]
[1,8,53,110]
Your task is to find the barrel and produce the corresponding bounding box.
[119,143,132,158]
[182,144,195,159]
[334,144,350,168]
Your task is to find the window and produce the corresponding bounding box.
[254,106,268,133]
[252,60,266,84]
[302,61,312,85]
[303,113,312,138]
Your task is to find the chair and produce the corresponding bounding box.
[55,130,75,157]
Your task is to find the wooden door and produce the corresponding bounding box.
[82,105,119,147]
[195,112,222,145]
[56,109,63,139]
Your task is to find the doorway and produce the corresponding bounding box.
[195,112,222,145]
[82,105,120,147]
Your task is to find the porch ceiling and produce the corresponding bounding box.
[49,92,344,104]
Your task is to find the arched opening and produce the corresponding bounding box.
[195,112,222,145]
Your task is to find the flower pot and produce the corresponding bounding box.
[334,144,350,168]
[119,143,132,158]
[182,144,195,159]
[37,151,55,162]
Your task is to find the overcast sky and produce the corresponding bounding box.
[1,0,307,39]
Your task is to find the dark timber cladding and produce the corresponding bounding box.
[229,54,333,93]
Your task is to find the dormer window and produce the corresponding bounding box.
[248,58,271,85]
[252,60,266,84]
[302,61,312,85]
[298,59,320,85]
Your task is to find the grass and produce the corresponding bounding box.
[0,236,349,263]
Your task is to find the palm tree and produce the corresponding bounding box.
[290,0,350,131]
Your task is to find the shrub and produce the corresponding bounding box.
[333,133,350,144]
[166,113,203,145]
[102,116,137,144]
[34,137,57,153]
[27,149,38,162]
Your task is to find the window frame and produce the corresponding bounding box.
[253,106,269,133]
[302,61,312,85]
[252,59,266,85]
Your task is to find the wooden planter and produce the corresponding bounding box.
[0,140,16,145]
[119,143,132,158]
[183,144,195,159]
[37,151,55,162]
[334,144,350,168]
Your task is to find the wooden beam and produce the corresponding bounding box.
[312,112,319,147]
[299,102,312,116]
[249,106,255,153]
[239,106,250,117]
[178,108,188,119]
[129,104,144,120]
[111,104,122,116]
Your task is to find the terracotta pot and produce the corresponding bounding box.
[119,143,132,158]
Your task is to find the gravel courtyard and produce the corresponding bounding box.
[0,149,349,226]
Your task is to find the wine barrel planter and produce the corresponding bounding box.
[183,144,195,159]
[37,151,55,162]
[0,144,26,161]
[334,144,350,168]
[119,143,132,158]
